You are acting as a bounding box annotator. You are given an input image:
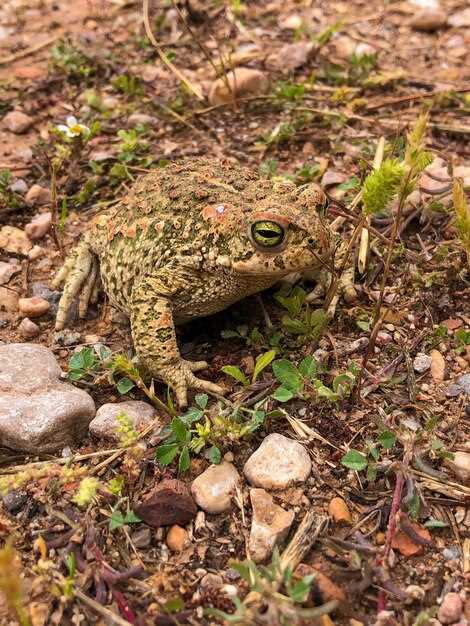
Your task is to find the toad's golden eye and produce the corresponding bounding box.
[251,221,285,248]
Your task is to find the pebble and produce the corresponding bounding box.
[191,462,240,513]
[444,452,470,484]
[18,296,50,318]
[430,349,446,381]
[25,184,52,206]
[0,344,95,453]
[410,9,448,31]
[0,286,19,312]
[244,433,311,489]
[18,317,40,339]
[274,42,314,72]
[328,496,352,525]
[376,331,393,346]
[10,179,28,194]
[279,14,303,30]
[130,527,151,548]
[166,525,190,552]
[200,573,223,589]
[414,353,432,373]
[53,329,81,346]
[448,7,470,27]
[24,212,52,240]
[0,226,32,255]
[347,337,369,353]
[128,113,157,126]
[28,245,45,260]
[2,490,28,514]
[438,592,463,624]
[0,261,20,285]
[134,479,197,527]
[249,488,294,563]
[2,110,34,133]
[89,401,157,442]
[208,68,269,106]
[445,374,470,398]
[321,170,347,187]
[442,546,461,561]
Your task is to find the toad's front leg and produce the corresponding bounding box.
[130,272,225,408]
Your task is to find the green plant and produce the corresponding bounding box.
[109,505,141,530]
[362,158,404,216]
[452,178,470,265]
[63,553,76,598]
[206,549,337,625]
[0,169,22,210]
[112,73,143,96]
[116,128,149,163]
[51,40,95,79]
[455,328,470,354]
[273,80,305,104]
[341,429,397,480]
[275,286,328,343]
[221,349,276,387]
[348,52,378,84]
[0,540,31,626]
[72,477,100,507]
[115,411,140,447]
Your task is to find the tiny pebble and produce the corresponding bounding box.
[18,296,50,318]
[18,317,40,338]
[28,245,45,260]
[223,451,234,463]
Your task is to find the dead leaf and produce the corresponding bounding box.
[391,522,432,556]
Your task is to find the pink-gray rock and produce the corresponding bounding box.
[209,68,269,105]
[410,9,448,31]
[276,42,314,71]
[10,179,28,195]
[89,400,157,442]
[18,317,40,339]
[0,344,95,453]
[244,433,311,489]
[446,373,470,398]
[438,592,463,624]
[0,226,32,255]
[25,212,52,240]
[25,184,52,206]
[18,296,50,318]
[0,286,19,312]
[249,488,294,563]
[2,110,34,133]
[191,462,240,513]
[0,261,20,286]
[128,113,157,127]
[444,452,470,485]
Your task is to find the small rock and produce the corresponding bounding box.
[18,317,40,339]
[10,179,28,194]
[0,226,32,255]
[244,433,311,489]
[2,490,28,514]
[28,245,45,260]
[18,296,50,318]
[410,9,448,31]
[414,353,432,373]
[442,318,463,330]
[200,573,223,589]
[448,7,470,27]
[445,373,470,398]
[2,110,34,133]
[444,452,470,484]
[279,14,303,30]
[208,68,269,106]
[18,147,33,163]
[0,261,20,285]
[53,329,81,346]
[442,545,461,561]
[376,331,393,346]
[438,592,463,624]
[0,344,95,453]
[321,170,347,187]
[89,401,157,442]
[346,337,369,353]
[131,527,151,548]
[249,488,294,563]
[128,113,157,126]
[391,521,432,556]
[0,286,19,312]
[25,212,52,240]
[191,462,240,513]
[166,525,190,552]
[430,349,446,381]
[25,184,52,206]
[276,42,314,71]
[328,497,352,525]
[134,479,197,527]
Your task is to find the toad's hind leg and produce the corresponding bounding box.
[52,240,97,330]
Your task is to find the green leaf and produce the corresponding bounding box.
[332,373,354,394]
[273,386,295,402]
[252,349,276,382]
[424,519,448,529]
[356,320,370,332]
[272,359,302,392]
[366,462,377,482]
[116,377,135,394]
[341,449,368,471]
[69,351,85,371]
[163,597,185,614]
[221,329,241,339]
[281,315,308,335]
[378,429,397,449]
[124,510,141,524]
[81,347,96,369]
[109,510,125,530]
[274,286,306,317]
[298,355,317,379]
[68,369,84,381]
[288,575,315,603]
[314,380,339,402]
[406,491,420,520]
[195,393,208,410]
[182,407,203,424]
[156,443,179,466]
[208,445,221,464]
[221,365,249,386]
[171,417,188,442]
[369,446,380,461]
[178,446,190,473]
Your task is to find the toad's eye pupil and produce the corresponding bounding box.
[251,220,285,248]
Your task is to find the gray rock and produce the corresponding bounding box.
[18,317,40,339]
[414,353,432,374]
[248,488,294,563]
[131,527,151,548]
[128,113,157,127]
[10,179,28,194]
[2,110,34,133]
[89,400,157,442]
[0,344,95,453]
[25,184,52,206]
[2,490,28,514]
[191,462,240,513]
[0,261,20,286]
[25,212,52,240]
[442,546,461,561]
[445,373,470,397]
[53,329,81,346]
[244,433,311,489]
[438,592,463,624]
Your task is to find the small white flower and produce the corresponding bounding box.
[57,115,90,138]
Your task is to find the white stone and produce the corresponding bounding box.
[248,488,294,563]
[89,400,156,441]
[244,433,311,489]
[413,353,432,373]
[191,462,240,513]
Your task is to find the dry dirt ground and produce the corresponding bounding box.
[0,0,469,625]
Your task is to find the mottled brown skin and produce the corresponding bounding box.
[53,158,341,406]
